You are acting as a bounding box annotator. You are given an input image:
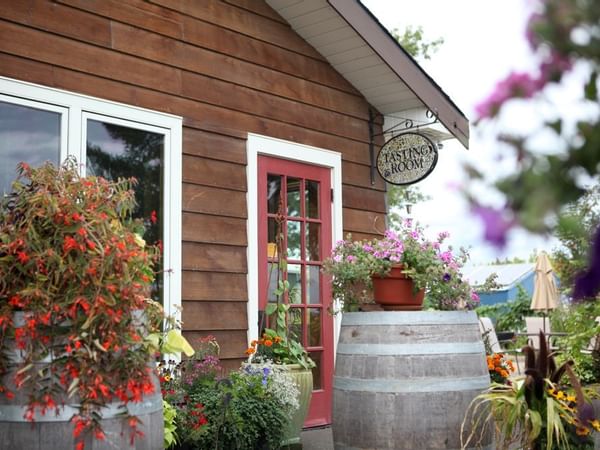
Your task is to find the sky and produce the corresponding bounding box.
[360,0,561,265]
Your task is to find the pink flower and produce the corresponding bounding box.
[475,72,542,120]
[346,255,356,263]
[440,251,452,263]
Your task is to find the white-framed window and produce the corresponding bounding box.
[0,76,182,321]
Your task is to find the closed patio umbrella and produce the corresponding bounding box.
[530,251,559,333]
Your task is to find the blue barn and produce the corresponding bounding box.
[464,263,536,306]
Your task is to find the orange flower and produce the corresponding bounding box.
[245,347,255,355]
[264,339,273,347]
[274,336,282,344]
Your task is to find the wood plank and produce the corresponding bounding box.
[183,213,247,246]
[182,242,247,272]
[183,184,247,218]
[57,0,183,39]
[0,0,112,46]
[0,20,182,95]
[182,300,248,330]
[183,128,246,164]
[182,155,247,191]
[342,185,386,213]
[149,0,325,61]
[182,15,359,96]
[182,330,248,359]
[342,161,385,190]
[223,0,287,24]
[0,52,57,88]
[343,208,387,235]
[0,56,374,166]
[341,231,384,243]
[219,358,244,371]
[181,71,369,143]
[182,271,247,301]
[110,22,369,121]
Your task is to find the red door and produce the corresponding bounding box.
[258,155,333,427]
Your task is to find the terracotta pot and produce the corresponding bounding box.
[371,265,425,311]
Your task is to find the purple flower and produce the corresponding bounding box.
[525,12,544,50]
[475,72,542,120]
[472,205,515,248]
[471,292,480,302]
[362,244,373,252]
[438,231,450,240]
[573,226,600,301]
[440,251,452,263]
[346,255,356,263]
[443,273,451,282]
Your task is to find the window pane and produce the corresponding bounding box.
[308,308,321,347]
[0,101,61,194]
[267,262,283,303]
[305,180,320,219]
[309,352,322,390]
[86,119,164,301]
[287,220,301,260]
[287,264,302,304]
[306,222,320,261]
[267,174,282,214]
[267,217,279,259]
[287,177,301,217]
[306,265,320,304]
[288,307,303,344]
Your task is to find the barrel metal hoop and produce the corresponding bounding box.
[336,342,485,355]
[334,443,494,450]
[341,311,478,326]
[0,394,163,422]
[333,375,490,393]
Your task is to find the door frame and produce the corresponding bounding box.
[246,133,343,358]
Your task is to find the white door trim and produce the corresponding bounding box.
[246,133,343,348]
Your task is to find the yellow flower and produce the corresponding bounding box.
[576,427,591,436]
[566,395,576,403]
[590,419,600,431]
[556,391,566,400]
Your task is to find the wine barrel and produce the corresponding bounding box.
[332,311,492,450]
[0,312,163,450]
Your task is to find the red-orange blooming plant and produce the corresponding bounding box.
[0,160,163,449]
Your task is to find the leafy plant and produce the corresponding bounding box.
[476,285,533,333]
[463,332,599,450]
[163,400,179,449]
[323,220,496,311]
[160,338,298,450]
[0,160,163,448]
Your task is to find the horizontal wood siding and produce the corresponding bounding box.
[0,0,388,363]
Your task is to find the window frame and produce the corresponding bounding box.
[0,76,182,322]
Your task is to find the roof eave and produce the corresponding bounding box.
[327,0,469,148]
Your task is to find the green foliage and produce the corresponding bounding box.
[161,344,298,450]
[390,25,444,61]
[552,186,600,297]
[163,400,179,449]
[463,334,598,449]
[553,302,600,385]
[387,185,431,232]
[476,285,533,333]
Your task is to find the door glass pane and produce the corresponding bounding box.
[287,177,301,217]
[309,352,322,390]
[305,180,320,219]
[267,262,283,303]
[287,264,302,304]
[308,308,321,347]
[288,307,304,343]
[267,217,279,259]
[287,220,301,260]
[306,265,320,304]
[86,119,164,302]
[267,174,282,214]
[306,222,320,261]
[0,101,61,194]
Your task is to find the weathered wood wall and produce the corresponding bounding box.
[0,0,386,367]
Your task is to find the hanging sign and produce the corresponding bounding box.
[376,132,438,185]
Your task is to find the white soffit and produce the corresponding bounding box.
[264,0,469,149]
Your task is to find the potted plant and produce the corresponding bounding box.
[0,160,164,450]
[463,331,600,450]
[246,202,314,447]
[324,219,492,312]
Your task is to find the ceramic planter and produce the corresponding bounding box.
[371,265,425,311]
[280,363,313,447]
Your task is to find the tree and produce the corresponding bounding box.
[552,185,600,295]
[471,0,600,299]
[386,26,443,230]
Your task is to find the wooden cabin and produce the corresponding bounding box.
[0,0,468,427]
